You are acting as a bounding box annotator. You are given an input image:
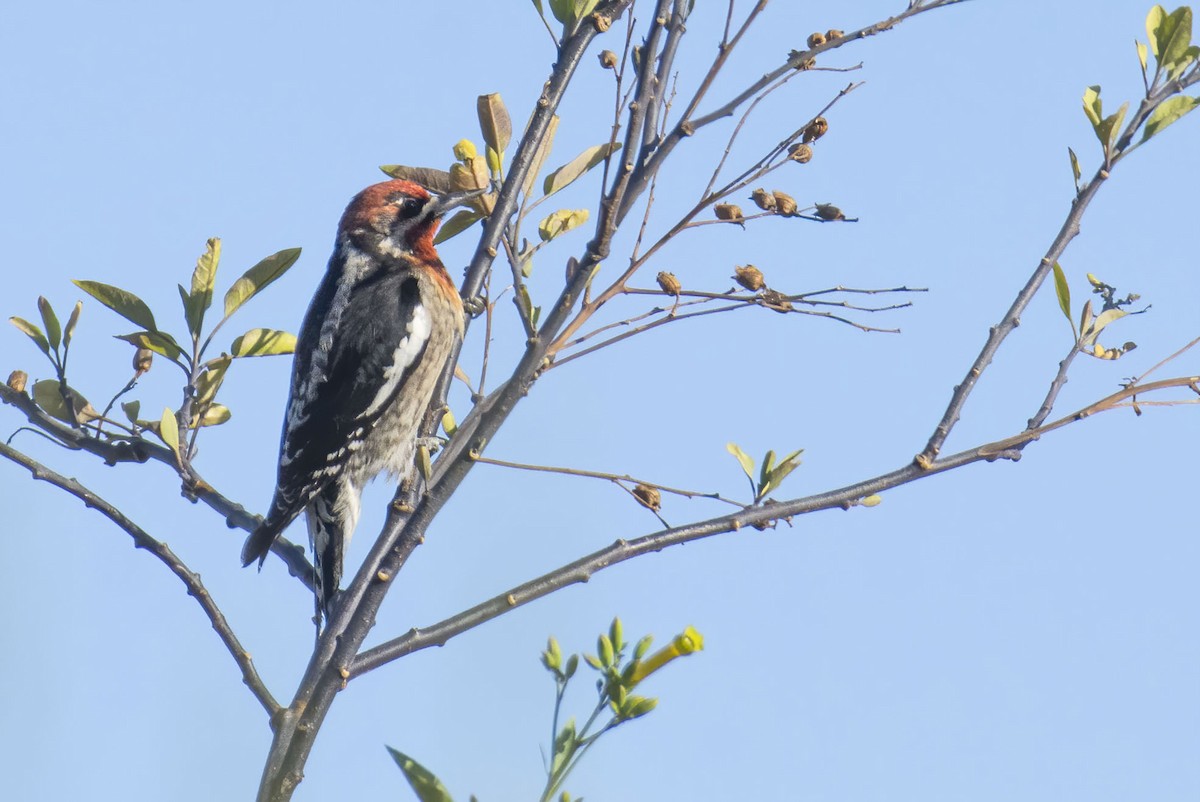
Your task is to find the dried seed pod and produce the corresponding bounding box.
[7,369,28,393]
[598,50,618,69]
[772,191,798,217]
[826,28,844,40]
[714,203,744,223]
[656,271,682,296]
[760,289,794,313]
[750,188,776,211]
[807,32,827,47]
[133,347,154,376]
[733,265,766,292]
[802,116,829,143]
[814,203,845,221]
[787,143,813,164]
[632,483,662,512]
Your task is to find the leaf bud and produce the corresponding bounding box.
[814,202,845,221]
[802,116,829,143]
[733,265,766,292]
[750,188,776,211]
[656,271,681,296]
[598,50,618,69]
[133,347,154,376]
[787,143,813,163]
[7,369,28,393]
[632,483,662,511]
[713,203,744,223]
[772,191,798,216]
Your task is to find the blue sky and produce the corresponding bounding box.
[2,1,1198,800]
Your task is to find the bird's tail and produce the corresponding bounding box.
[241,517,283,568]
[307,486,346,625]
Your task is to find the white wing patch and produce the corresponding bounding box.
[360,302,432,419]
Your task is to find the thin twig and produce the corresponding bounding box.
[0,440,281,718]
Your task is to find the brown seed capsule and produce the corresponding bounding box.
[787,143,813,164]
[714,203,744,223]
[133,347,154,376]
[760,289,794,313]
[656,271,682,296]
[772,191,798,217]
[7,370,28,394]
[826,29,844,41]
[750,188,776,211]
[787,50,816,70]
[802,116,829,143]
[814,203,845,221]
[807,32,827,47]
[733,265,766,292]
[598,50,618,69]
[632,483,662,512]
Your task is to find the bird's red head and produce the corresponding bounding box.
[339,179,447,265]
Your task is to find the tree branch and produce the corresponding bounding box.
[0,440,281,718]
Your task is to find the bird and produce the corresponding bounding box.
[241,179,473,625]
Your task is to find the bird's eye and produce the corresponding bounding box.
[397,197,425,217]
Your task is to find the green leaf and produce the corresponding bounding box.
[476,93,512,159]
[433,209,482,245]
[33,380,97,424]
[222,248,301,319]
[1137,39,1149,73]
[114,331,185,362]
[759,450,776,492]
[63,301,83,347]
[1141,94,1200,141]
[37,297,61,351]
[230,328,297,357]
[9,316,51,357]
[386,748,455,802]
[537,208,590,241]
[726,442,755,481]
[1170,44,1200,80]
[1149,6,1193,70]
[549,0,574,24]
[121,399,141,424]
[1051,262,1072,325]
[160,407,180,458]
[1067,146,1081,190]
[194,355,231,407]
[186,238,220,337]
[531,0,545,18]
[72,280,157,332]
[1095,102,1128,155]
[543,142,621,197]
[1089,307,1127,339]
[521,114,559,201]
[763,450,802,497]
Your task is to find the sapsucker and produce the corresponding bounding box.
[241,179,470,624]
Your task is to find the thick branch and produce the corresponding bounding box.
[0,440,280,717]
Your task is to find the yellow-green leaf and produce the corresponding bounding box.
[9,316,50,357]
[186,237,220,337]
[543,142,621,197]
[222,248,301,319]
[37,297,61,351]
[521,114,559,201]
[726,442,755,481]
[121,399,140,424]
[230,328,296,357]
[1148,5,1192,69]
[387,748,455,802]
[1082,85,1103,128]
[441,408,457,437]
[477,93,512,158]
[1137,39,1149,72]
[63,301,83,347]
[433,209,482,245]
[194,355,231,407]
[1067,146,1081,190]
[193,403,231,428]
[537,208,590,241]
[114,331,184,361]
[33,380,97,424]
[160,407,180,458]
[72,280,157,332]
[1051,262,1072,326]
[1141,94,1200,142]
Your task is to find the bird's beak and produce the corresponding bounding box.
[427,187,490,219]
